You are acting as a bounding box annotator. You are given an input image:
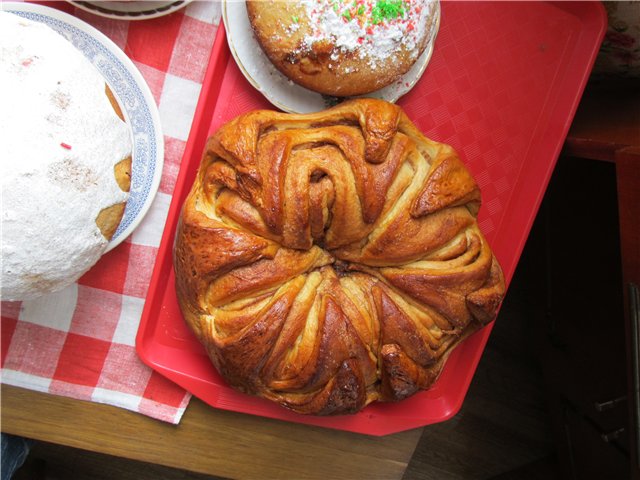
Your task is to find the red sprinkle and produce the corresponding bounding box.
[60,142,72,150]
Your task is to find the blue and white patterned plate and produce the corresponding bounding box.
[3,2,164,251]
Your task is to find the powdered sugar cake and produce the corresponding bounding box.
[247,0,439,97]
[0,11,132,301]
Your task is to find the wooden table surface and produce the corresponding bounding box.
[1,384,423,479]
[563,77,640,161]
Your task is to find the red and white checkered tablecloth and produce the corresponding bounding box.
[0,0,221,424]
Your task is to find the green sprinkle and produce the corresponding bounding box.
[357,5,365,15]
[342,9,352,20]
[371,0,406,25]
[292,15,299,23]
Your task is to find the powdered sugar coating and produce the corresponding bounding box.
[0,12,132,301]
[300,0,437,68]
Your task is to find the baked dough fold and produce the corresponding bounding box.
[174,99,505,415]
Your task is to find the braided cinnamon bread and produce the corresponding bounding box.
[174,99,505,415]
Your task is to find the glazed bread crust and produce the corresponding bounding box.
[174,99,505,415]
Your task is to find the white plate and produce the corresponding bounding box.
[222,0,440,114]
[68,1,192,21]
[3,2,164,252]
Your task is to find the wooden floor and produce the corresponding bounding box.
[13,236,558,480]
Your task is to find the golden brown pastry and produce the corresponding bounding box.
[99,85,132,241]
[174,98,505,415]
[246,0,440,96]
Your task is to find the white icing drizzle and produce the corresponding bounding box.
[298,0,436,68]
[0,12,132,301]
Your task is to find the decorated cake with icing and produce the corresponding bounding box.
[0,11,132,301]
[246,0,439,96]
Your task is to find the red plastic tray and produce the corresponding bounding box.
[136,1,606,435]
